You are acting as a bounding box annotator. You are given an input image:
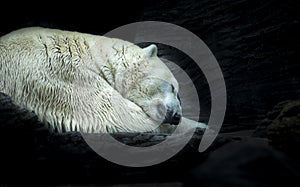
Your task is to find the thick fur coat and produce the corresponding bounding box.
[0,27,206,133]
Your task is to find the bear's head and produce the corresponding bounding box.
[125,44,182,125]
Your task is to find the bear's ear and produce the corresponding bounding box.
[143,44,158,58]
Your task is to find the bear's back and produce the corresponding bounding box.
[0,27,108,123]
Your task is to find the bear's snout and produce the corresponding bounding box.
[163,110,182,125]
[160,93,182,125]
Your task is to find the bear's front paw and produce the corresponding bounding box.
[197,122,207,129]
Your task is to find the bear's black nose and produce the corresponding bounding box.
[163,111,182,125]
[171,113,182,125]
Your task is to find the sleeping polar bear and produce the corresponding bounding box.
[0,27,206,133]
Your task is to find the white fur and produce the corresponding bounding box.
[0,27,207,133]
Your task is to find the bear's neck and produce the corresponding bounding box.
[93,39,149,97]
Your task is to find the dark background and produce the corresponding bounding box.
[0,0,300,186]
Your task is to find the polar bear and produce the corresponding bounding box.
[0,27,206,133]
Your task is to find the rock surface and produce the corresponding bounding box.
[188,137,300,187]
[253,100,300,155]
[1,92,300,186]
